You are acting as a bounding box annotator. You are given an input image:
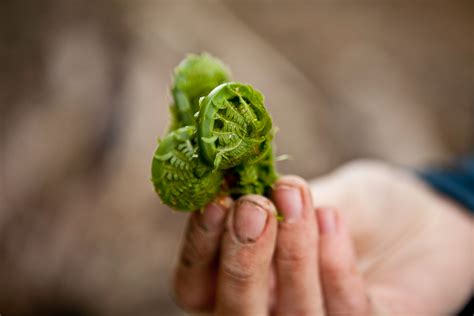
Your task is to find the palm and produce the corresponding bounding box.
[310,161,473,315]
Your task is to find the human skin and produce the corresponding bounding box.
[172,160,474,315]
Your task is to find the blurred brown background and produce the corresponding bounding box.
[1,0,473,315]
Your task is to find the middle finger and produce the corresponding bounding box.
[272,175,324,315]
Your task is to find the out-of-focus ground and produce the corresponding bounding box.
[0,0,473,315]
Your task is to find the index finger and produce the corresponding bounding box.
[173,196,233,312]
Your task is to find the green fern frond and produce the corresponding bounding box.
[151,54,278,211]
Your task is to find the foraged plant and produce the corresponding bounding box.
[151,53,277,211]
[198,82,273,169]
[170,53,230,128]
[151,126,223,211]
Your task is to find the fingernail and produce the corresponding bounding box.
[273,185,302,223]
[318,208,336,234]
[234,200,268,243]
[200,203,226,231]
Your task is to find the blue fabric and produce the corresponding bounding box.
[419,156,474,212]
[419,155,474,316]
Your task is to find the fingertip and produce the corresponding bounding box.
[215,195,234,210]
[198,196,233,232]
[271,177,323,314]
[234,200,268,244]
[273,175,310,192]
[317,207,338,235]
[272,175,315,224]
[216,195,277,315]
[231,195,277,244]
[238,194,277,216]
[317,207,354,269]
[272,184,303,223]
[317,207,370,315]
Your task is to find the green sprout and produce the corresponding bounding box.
[151,53,277,211]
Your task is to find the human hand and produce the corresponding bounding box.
[171,174,370,315]
[171,161,473,315]
[309,160,473,315]
[172,193,278,315]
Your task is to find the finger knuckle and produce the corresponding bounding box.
[275,234,316,269]
[276,248,312,271]
[180,225,213,266]
[321,255,348,279]
[221,259,256,285]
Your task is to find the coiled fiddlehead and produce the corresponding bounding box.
[170,53,230,129]
[152,54,278,211]
[151,126,223,211]
[198,82,273,169]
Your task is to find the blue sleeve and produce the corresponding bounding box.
[418,155,474,316]
[419,156,474,212]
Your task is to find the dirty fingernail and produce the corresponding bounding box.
[234,200,268,243]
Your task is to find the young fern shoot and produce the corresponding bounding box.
[170,53,230,129]
[151,126,223,211]
[198,82,273,169]
[151,54,277,211]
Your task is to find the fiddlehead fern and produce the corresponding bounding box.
[170,53,230,128]
[152,54,278,212]
[198,82,273,169]
[151,126,223,211]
